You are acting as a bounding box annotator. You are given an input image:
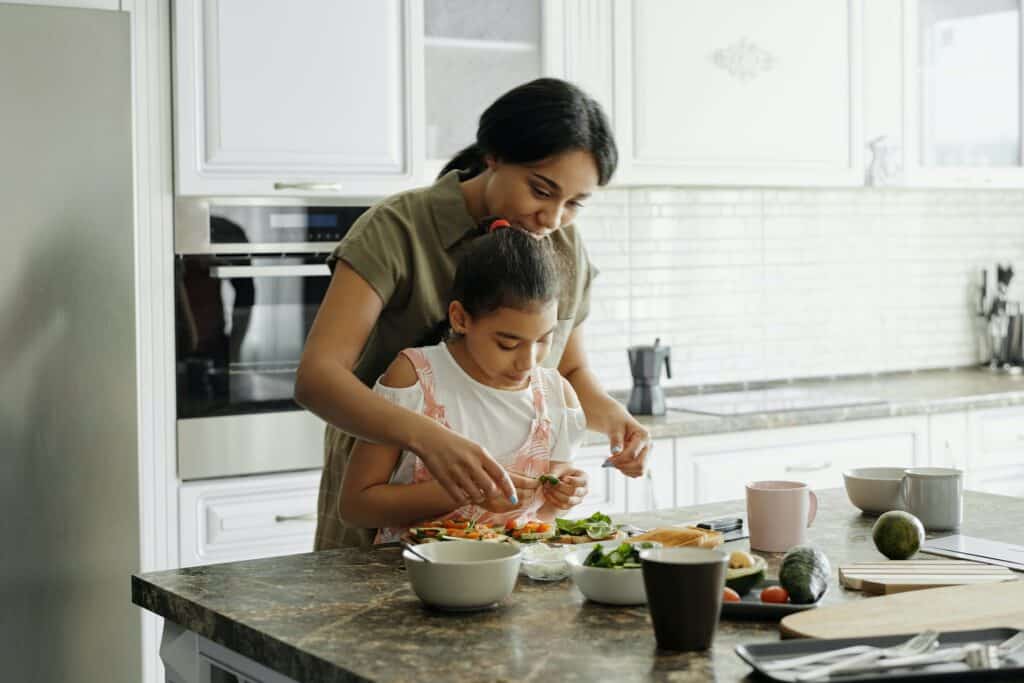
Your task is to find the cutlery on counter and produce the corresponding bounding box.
[794,630,939,680]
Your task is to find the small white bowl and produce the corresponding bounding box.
[520,543,571,581]
[403,541,521,611]
[843,467,907,515]
[566,542,659,605]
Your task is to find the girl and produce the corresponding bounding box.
[339,224,587,540]
[296,78,652,550]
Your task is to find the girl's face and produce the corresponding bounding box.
[449,300,559,390]
[483,149,599,238]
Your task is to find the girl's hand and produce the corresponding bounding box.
[479,471,540,514]
[540,468,589,509]
[413,421,517,505]
[600,405,651,478]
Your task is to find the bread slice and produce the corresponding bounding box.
[629,526,723,548]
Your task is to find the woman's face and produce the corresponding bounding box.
[483,149,600,238]
[450,300,559,390]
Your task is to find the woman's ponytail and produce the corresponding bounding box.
[438,143,487,180]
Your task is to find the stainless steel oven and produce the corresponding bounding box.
[174,198,368,480]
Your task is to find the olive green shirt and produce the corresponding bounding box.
[314,170,597,550]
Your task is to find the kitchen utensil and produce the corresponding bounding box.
[737,627,1024,682]
[627,338,672,416]
[838,560,1016,594]
[795,630,940,680]
[900,467,963,530]
[837,632,1024,675]
[640,547,729,651]
[402,541,521,611]
[764,630,936,674]
[720,579,822,620]
[842,467,906,515]
[780,580,1024,639]
[746,480,818,552]
[921,534,1024,571]
[402,543,432,563]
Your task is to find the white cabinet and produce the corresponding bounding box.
[572,443,627,517]
[173,0,420,196]
[966,405,1024,495]
[624,438,677,513]
[676,416,927,505]
[422,0,564,177]
[903,0,1024,187]
[609,0,863,187]
[4,0,117,8]
[179,470,320,567]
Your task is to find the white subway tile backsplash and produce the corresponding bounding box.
[580,186,1024,392]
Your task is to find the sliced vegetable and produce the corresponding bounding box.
[581,542,656,569]
[538,474,560,486]
[725,554,767,596]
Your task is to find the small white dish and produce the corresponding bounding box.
[565,542,660,606]
[843,467,907,515]
[520,543,571,581]
[403,541,521,611]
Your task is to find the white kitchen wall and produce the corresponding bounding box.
[582,188,1024,392]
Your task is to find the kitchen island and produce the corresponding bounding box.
[134,490,1024,682]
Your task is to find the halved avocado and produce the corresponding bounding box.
[725,555,767,596]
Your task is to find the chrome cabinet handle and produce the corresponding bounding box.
[208,264,330,278]
[785,462,832,473]
[275,512,317,523]
[273,181,343,192]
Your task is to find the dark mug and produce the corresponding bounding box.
[640,547,729,651]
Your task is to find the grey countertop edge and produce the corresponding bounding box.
[583,372,1024,446]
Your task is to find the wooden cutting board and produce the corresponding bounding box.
[839,560,1017,595]
[780,579,1024,639]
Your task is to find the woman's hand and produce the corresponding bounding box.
[541,468,589,509]
[597,403,650,478]
[478,471,540,514]
[412,420,517,505]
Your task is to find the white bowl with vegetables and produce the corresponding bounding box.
[566,541,661,605]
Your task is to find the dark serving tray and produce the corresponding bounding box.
[736,627,1024,682]
[721,580,821,620]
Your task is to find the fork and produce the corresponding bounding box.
[841,631,1024,675]
[764,630,931,674]
[795,630,939,681]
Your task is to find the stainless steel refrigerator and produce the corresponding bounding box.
[0,5,141,682]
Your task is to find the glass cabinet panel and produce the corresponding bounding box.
[423,0,544,162]
[917,0,1022,167]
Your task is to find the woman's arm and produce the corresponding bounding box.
[295,263,514,503]
[558,325,649,477]
[338,356,462,528]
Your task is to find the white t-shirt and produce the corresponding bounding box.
[373,342,587,485]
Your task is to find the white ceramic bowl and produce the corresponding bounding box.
[520,543,572,581]
[403,541,521,611]
[566,542,659,605]
[843,467,906,515]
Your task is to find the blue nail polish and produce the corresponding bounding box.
[611,446,623,454]
[510,494,519,504]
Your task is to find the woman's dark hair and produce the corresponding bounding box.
[439,78,617,185]
[424,226,562,344]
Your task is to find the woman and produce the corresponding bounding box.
[295,78,652,550]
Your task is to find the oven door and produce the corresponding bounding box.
[175,254,331,479]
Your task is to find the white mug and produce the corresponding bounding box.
[746,481,818,552]
[900,467,963,531]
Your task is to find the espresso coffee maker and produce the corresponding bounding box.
[627,339,672,416]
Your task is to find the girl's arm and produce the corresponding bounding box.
[338,355,462,529]
[295,263,515,503]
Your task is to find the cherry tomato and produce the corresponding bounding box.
[760,586,790,603]
[722,587,741,602]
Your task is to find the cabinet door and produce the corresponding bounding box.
[572,443,627,517]
[624,438,676,512]
[179,471,321,567]
[174,0,418,196]
[676,417,926,505]
[612,0,863,187]
[421,0,564,179]
[904,0,1024,187]
[968,405,1024,469]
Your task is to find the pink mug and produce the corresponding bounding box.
[745,481,818,552]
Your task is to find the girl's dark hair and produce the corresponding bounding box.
[439,78,617,185]
[424,226,562,344]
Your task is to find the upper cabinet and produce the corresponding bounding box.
[903,0,1024,187]
[607,0,863,187]
[173,0,421,196]
[422,0,564,178]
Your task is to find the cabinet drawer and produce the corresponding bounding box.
[180,471,321,567]
[972,407,1024,468]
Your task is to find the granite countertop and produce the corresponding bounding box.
[133,489,1024,683]
[584,367,1024,446]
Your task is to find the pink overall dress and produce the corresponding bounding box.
[375,347,554,544]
